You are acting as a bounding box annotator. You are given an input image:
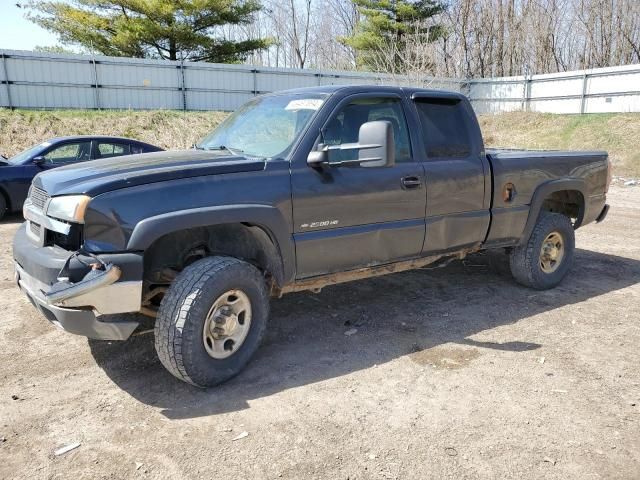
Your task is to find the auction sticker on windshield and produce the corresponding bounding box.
[285,99,324,111]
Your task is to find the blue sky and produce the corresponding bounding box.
[0,2,60,51]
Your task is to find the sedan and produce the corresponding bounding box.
[0,136,163,220]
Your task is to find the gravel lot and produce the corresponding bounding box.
[1,185,639,480]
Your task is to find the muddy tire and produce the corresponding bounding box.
[154,256,269,387]
[509,212,575,290]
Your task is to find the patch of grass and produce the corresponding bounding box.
[0,109,227,157]
[1,109,638,178]
[479,112,640,177]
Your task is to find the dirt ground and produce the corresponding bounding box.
[1,185,639,480]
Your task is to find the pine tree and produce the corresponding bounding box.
[26,0,269,63]
[342,0,445,71]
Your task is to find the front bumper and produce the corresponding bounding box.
[13,223,143,340]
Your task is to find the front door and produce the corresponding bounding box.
[291,94,427,278]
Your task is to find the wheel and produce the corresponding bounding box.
[0,194,6,221]
[154,256,269,387]
[509,212,575,290]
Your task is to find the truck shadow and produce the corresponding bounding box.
[0,213,24,225]
[89,248,640,419]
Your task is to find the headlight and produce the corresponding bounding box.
[46,195,91,223]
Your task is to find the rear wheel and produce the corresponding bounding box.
[154,256,269,387]
[509,212,575,290]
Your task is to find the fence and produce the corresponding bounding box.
[1,49,639,114]
[469,64,640,114]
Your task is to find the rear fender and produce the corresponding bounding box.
[519,179,586,245]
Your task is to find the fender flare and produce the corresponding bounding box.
[127,204,295,284]
[519,178,586,245]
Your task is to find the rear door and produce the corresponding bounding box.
[291,93,427,278]
[411,94,490,253]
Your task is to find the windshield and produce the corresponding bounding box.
[196,94,326,158]
[8,142,49,165]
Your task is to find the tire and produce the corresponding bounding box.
[154,256,269,387]
[509,212,575,290]
[0,194,6,221]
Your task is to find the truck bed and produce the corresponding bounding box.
[484,148,609,245]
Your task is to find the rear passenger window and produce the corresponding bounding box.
[415,98,471,159]
[97,143,129,158]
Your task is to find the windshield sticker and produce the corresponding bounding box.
[285,99,323,111]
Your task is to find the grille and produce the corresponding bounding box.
[30,186,50,210]
[29,221,42,237]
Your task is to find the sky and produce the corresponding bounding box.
[0,2,61,51]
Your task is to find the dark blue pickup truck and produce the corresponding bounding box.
[13,86,610,387]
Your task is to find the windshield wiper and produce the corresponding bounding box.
[205,145,245,156]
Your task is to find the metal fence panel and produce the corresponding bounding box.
[98,87,183,110]
[12,84,96,108]
[186,90,253,111]
[0,49,638,114]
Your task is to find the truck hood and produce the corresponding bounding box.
[33,150,266,196]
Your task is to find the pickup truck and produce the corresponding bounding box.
[13,86,610,387]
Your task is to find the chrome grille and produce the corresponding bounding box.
[30,187,50,210]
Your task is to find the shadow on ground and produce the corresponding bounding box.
[88,248,640,419]
[0,213,25,225]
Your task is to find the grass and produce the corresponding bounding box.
[0,109,227,155]
[1,109,638,177]
[479,112,640,177]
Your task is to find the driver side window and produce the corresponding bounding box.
[44,141,92,165]
[323,98,412,163]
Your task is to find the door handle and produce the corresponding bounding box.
[401,176,422,189]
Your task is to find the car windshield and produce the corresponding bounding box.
[8,143,49,165]
[196,94,326,158]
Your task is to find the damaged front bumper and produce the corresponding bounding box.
[13,223,143,341]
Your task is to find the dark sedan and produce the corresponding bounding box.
[0,136,163,220]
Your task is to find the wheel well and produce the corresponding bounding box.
[540,190,585,226]
[142,223,284,303]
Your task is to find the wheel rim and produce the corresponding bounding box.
[202,289,252,359]
[539,231,565,273]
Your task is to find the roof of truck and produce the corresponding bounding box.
[275,84,466,99]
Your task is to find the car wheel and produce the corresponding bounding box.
[509,212,575,290]
[154,256,269,387]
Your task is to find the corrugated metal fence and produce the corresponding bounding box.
[0,49,462,111]
[1,49,639,114]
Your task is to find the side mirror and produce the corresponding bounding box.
[307,121,395,168]
[357,121,395,168]
[32,156,46,166]
[306,149,328,166]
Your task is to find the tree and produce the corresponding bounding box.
[26,0,269,63]
[33,45,77,54]
[341,0,445,72]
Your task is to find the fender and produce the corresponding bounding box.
[127,204,295,284]
[519,178,586,245]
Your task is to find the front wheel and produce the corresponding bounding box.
[154,256,269,387]
[509,212,575,290]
